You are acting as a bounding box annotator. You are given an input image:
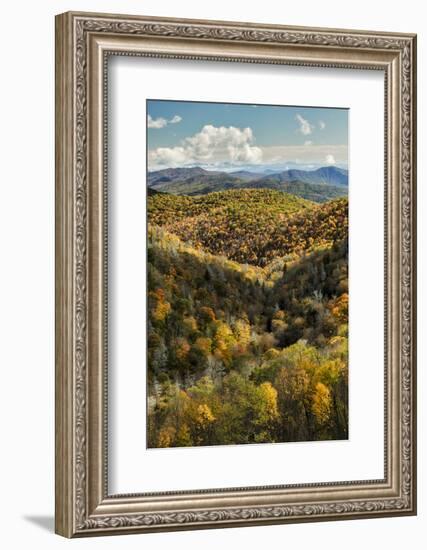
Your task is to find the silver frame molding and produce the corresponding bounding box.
[55,11,417,538]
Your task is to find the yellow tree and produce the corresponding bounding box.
[312,382,332,429]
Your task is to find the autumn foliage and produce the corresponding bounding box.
[147,188,349,447]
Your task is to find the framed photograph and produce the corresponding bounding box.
[55,11,417,537]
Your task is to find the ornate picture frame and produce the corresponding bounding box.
[55,11,417,537]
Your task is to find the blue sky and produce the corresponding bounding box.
[147,99,348,171]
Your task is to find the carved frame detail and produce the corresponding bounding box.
[55,11,416,537]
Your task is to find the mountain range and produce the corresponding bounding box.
[147,166,348,203]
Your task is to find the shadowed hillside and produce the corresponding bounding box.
[147,166,348,202]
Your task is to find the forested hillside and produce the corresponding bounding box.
[147,187,349,448]
[149,190,347,266]
[148,188,311,226]
[244,179,347,203]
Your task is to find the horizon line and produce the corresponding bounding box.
[148,164,349,174]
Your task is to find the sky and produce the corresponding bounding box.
[147,99,348,172]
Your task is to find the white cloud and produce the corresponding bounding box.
[319,120,326,130]
[147,115,168,129]
[304,140,313,146]
[325,154,336,165]
[295,114,314,136]
[148,114,182,129]
[148,125,263,169]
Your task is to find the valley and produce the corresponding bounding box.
[146,167,349,448]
